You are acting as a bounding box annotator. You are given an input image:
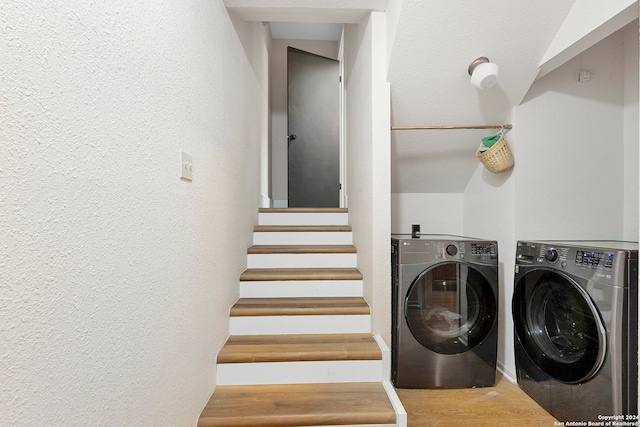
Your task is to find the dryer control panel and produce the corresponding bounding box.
[392,237,498,265]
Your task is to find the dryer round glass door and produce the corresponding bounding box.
[512,269,607,384]
[404,262,497,355]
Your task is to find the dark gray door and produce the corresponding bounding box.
[287,47,340,208]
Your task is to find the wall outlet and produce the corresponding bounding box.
[181,151,193,181]
[578,70,591,85]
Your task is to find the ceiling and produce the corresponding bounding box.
[270,22,343,41]
[224,0,389,23]
[227,0,581,193]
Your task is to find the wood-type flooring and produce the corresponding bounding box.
[395,373,558,427]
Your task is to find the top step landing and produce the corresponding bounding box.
[260,208,347,213]
[259,208,349,226]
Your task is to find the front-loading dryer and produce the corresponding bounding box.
[513,240,638,422]
[391,235,499,388]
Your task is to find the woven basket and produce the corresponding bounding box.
[476,135,514,173]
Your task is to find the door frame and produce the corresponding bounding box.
[338,29,346,208]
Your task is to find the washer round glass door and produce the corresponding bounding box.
[512,269,607,384]
[405,262,496,354]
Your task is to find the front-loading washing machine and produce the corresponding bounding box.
[391,235,499,388]
[512,240,638,422]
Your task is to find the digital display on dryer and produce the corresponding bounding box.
[575,250,614,271]
[471,243,496,256]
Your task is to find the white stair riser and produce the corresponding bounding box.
[259,212,349,226]
[253,231,353,245]
[229,315,371,335]
[217,360,383,385]
[247,253,357,269]
[240,280,363,298]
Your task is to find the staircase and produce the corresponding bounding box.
[198,208,406,427]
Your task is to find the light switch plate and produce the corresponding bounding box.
[181,151,193,181]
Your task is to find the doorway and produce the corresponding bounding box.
[268,24,344,208]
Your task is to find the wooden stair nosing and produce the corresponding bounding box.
[254,225,352,232]
[247,245,356,254]
[198,382,396,427]
[240,268,363,282]
[217,333,382,364]
[230,297,370,317]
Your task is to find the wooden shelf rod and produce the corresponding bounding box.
[391,124,512,131]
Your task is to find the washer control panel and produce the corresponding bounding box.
[575,250,614,271]
[516,242,614,269]
[514,241,629,285]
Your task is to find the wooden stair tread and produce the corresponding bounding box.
[248,245,356,254]
[230,297,370,316]
[259,208,348,213]
[240,268,363,281]
[217,333,381,363]
[254,225,352,232]
[198,382,396,427]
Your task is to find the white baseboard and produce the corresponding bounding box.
[497,363,517,384]
[383,381,407,427]
[374,335,391,381]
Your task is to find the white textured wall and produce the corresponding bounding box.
[463,128,516,380]
[384,0,403,72]
[517,31,627,241]
[623,21,639,241]
[269,39,339,206]
[1,2,266,425]
[344,12,392,348]
[391,193,463,236]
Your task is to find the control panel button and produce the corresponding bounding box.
[545,248,558,262]
[446,244,458,256]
